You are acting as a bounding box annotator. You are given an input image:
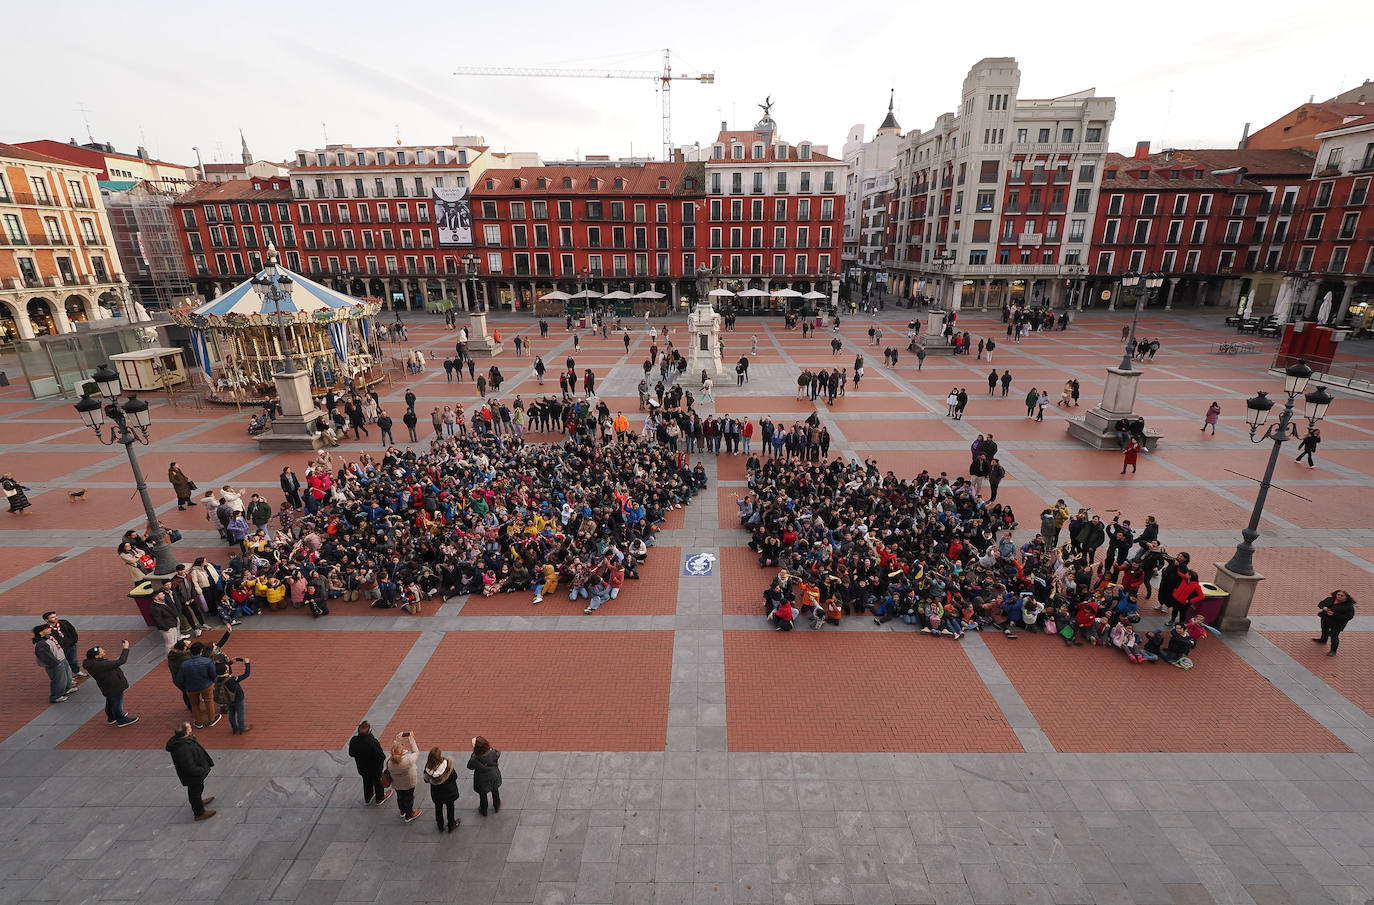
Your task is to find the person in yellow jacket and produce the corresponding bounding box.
[255,576,287,610]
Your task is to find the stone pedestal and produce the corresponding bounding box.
[466,312,504,357]
[256,368,325,451]
[1212,562,1264,633]
[920,307,957,355]
[687,302,724,376]
[1066,366,1161,450]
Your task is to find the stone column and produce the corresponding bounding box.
[1066,366,1151,450]
[1108,280,1118,311]
[419,279,431,306]
[1212,562,1264,633]
[1338,280,1356,323]
[1162,278,1176,311]
[2,303,36,340]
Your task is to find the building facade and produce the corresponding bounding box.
[885,58,1116,312]
[469,162,704,310]
[1083,147,1265,310]
[1279,116,1374,325]
[17,140,193,192]
[285,140,539,310]
[0,143,124,341]
[173,177,295,301]
[702,109,844,306]
[842,95,902,287]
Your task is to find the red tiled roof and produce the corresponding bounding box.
[1321,113,1374,133]
[173,179,293,204]
[1168,148,1316,176]
[709,131,839,162]
[0,141,99,168]
[473,162,698,196]
[1100,152,1264,193]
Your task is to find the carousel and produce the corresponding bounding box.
[170,260,383,404]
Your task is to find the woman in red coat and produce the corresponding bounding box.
[1121,438,1141,475]
[1169,569,1205,628]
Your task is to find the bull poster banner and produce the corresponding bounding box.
[432,186,473,247]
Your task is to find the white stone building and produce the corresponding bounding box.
[884,58,1115,311]
[842,94,903,290]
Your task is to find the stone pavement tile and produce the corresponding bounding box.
[573,860,615,903]
[496,861,543,903]
[981,633,1348,754]
[1264,632,1374,721]
[716,546,773,616]
[384,631,672,752]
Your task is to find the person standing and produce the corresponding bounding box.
[33,623,75,703]
[1313,590,1355,656]
[83,641,138,726]
[423,747,462,833]
[402,409,419,443]
[168,462,195,511]
[177,642,221,729]
[388,732,422,823]
[1024,387,1039,418]
[165,722,216,820]
[42,611,84,679]
[2,473,32,515]
[986,370,998,396]
[1036,389,1049,422]
[1121,437,1141,474]
[1000,370,1013,397]
[150,590,182,652]
[955,387,969,420]
[1295,427,1320,467]
[349,721,391,806]
[377,411,395,446]
[1201,401,1221,435]
[280,466,303,509]
[1168,569,1205,628]
[214,658,251,734]
[987,458,1006,502]
[467,736,503,815]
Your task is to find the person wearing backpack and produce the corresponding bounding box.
[213,657,251,734]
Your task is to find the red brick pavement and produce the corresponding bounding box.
[719,546,774,616]
[1,629,133,742]
[1264,631,1374,721]
[718,486,747,529]
[832,418,964,443]
[383,631,673,751]
[723,631,1021,752]
[983,633,1349,753]
[0,547,136,616]
[458,546,680,616]
[0,546,71,586]
[0,421,88,443]
[60,630,421,750]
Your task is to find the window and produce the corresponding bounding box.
[1190,221,1206,244]
[999,249,1011,264]
[1078,163,1096,184]
[1103,219,1119,244]
[1185,250,1200,272]
[586,201,603,220]
[1068,219,1085,242]
[1097,251,1115,272]
[1197,195,1212,216]
[979,160,999,183]
[1061,128,1074,143]
[181,208,197,229]
[1231,195,1247,216]
[1132,220,1150,244]
[976,191,995,212]
[1306,213,1325,239]
[751,199,763,221]
[1339,212,1359,239]
[1173,194,1187,215]
[1325,147,1343,171]
[1351,178,1369,206]
[1035,128,1049,143]
[509,201,526,220]
[1086,127,1103,143]
[1108,194,1123,215]
[729,199,742,221]
[798,199,811,220]
[1073,188,1091,212]
[1141,195,1158,216]
[487,252,502,273]
[532,200,547,220]
[483,224,501,245]
[1224,220,1242,243]
[732,144,744,160]
[1128,250,1145,271]
[968,250,987,264]
[1161,250,1176,272]
[1010,160,1023,180]
[1315,182,1334,207]
[1166,220,1182,244]
[1016,129,1027,143]
[773,226,785,247]
[1331,247,1349,272]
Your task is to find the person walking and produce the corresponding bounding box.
[168,462,195,511]
[43,610,84,679]
[467,736,503,815]
[176,642,220,729]
[987,370,998,396]
[1121,437,1142,475]
[1201,401,1221,435]
[377,411,395,446]
[1313,589,1356,656]
[955,387,969,420]
[349,721,391,806]
[423,747,462,833]
[83,640,138,726]
[2,473,32,515]
[1000,370,1013,397]
[987,458,1006,502]
[33,623,75,703]
[402,409,419,443]
[166,722,216,820]
[1295,427,1320,467]
[984,338,995,363]
[1036,389,1049,422]
[388,732,423,823]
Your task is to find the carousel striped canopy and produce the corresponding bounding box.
[192,266,371,317]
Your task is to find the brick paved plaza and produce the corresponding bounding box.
[3,304,1374,905]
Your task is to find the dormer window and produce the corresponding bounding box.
[659,178,669,190]
[732,143,744,160]
[537,177,546,189]
[563,177,573,189]
[775,145,787,160]
[513,177,523,189]
[1105,169,1117,180]
[485,179,494,190]
[799,143,812,160]
[614,177,624,190]
[752,144,764,159]
[252,182,260,191]
[712,145,724,160]
[590,177,600,190]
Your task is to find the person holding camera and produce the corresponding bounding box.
[387,732,422,823]
[82,640,138,727]
[213,657,251,734]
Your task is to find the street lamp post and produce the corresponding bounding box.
[249,244,297,374]
[463,251,481,312]
[1212,361,1333,632]
[74,364,180,575]
[1064,264,1087,310]
[1118,271,1164,371]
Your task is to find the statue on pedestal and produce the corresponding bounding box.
[688,299,724,377]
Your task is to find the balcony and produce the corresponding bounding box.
[69,198,92,209]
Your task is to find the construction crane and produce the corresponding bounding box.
[454,49,714,161]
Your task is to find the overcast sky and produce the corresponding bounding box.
[6,0,1372,168]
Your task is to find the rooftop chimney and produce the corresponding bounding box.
[721,120,728,131]
[1239,122,1251,150]
[136,146,149,160]
[1134,140,1151,160]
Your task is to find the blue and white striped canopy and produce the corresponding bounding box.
[193,266,371,317]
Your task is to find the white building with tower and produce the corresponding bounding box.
[842,93,902,288]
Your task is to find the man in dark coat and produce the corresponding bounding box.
[280,467,302,509]
[166,722,216,820]
[348,721,390,806]
[83,640,138,726]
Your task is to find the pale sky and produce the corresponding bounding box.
[6,0,1373,169]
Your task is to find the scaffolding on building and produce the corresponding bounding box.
[104,181,196,310]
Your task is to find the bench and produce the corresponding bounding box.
[1212,341,1257,354]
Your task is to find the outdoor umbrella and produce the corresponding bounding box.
[770,288,803,298]
[634,290,666,299]
[708,288,736,297]
[601,290,634,300]
[736,288,767,297]
[569,289,603,299]
[538,290,572,301]
[802,290,828,299]
[1316,291,1333,324]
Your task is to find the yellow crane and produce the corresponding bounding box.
[454,49,714,161]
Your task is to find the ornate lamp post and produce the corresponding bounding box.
[1212,361,1333,631]
[463,251,481,312]
[248,244,297,373]
[74,364,179,575]
[1118,271,1164,371]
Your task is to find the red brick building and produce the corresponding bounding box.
[1280,116,1374,325]
[469,162,704,311]
[1245,100,1372,154]
[703,116,844,310]
[1085,147,1265,309]
[173,178,294,300]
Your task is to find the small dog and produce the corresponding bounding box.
[67,489,87,502]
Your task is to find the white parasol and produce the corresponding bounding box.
[736,288,768,297]
[538,290,572,301]
[569,289,603,299]
[1316,291,1333,324]
[601,290,634,300]
[708,288,736,297]
[770,288,803,298]
[802,290,828,299]
[633,290,666,299]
